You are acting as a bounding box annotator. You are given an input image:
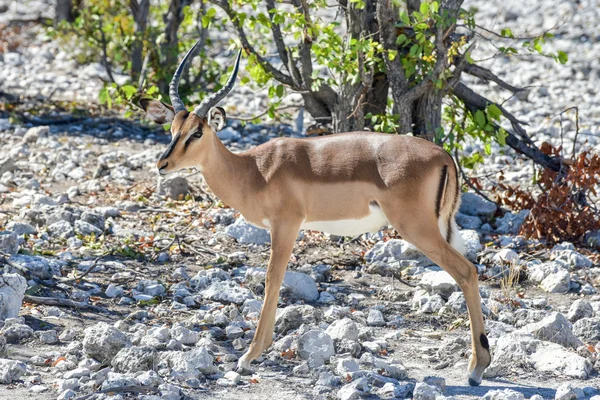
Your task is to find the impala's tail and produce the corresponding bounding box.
[435,162,465,254]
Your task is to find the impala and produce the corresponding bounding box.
[140,41,491,386]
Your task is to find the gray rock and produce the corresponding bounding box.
[520,312,583,349]
[47,220,75,239]
[456,212,483,229]
[0,273,27,320]
[552,249,593,269]
[200,281,253,305]
[485,333,592,379]
[367,309,385,326]
[567,299,594,322]
[80,211,105,231]
[7,255,62,280]
[161,347,216,380]
[136,280,166,297]
[83,322,131,363]
[419,270,459,300]
[337,377,369,400]
[158,176,190,199]
[365,239,433,267]
[540,270,570,293]
[37,330,59,344]
[275,305,322,334]
[282,271,319,301]
[0,157,15,175]
[22,126,49,143]
[413,382,441,400]
[495,210,529,234]
[5,222,36,236]
[326,318,359,342]
[572,318,600,342]
[446,292,467,314]
[460,193,497,218]
[171,325,199,345]
[101,372,140,391]
[0,231,18,255]
[112,346,158,373]
[297,329,335,366]
[461,229,483,262]
[337,358,360,375]
[75,220,103,236]
[554,383,584,400]
[0,359,26,384]
[225,217,270,245]
[1,318,33,343]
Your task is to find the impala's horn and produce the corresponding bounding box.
[169,39,204,114]
[193,49,242,118]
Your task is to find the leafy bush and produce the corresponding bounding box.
[48,0,227,115]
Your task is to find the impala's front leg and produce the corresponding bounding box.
[237,220,301,374]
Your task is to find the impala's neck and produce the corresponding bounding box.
[197,131,254,210]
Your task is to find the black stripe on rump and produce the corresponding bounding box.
[434,165,448,219]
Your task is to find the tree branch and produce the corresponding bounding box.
[453,82,565,173]
[463,63,524,94]
[212,0,295,87]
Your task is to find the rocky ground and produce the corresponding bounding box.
[1,1,600,400]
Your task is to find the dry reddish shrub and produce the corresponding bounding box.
[495,142,600,244]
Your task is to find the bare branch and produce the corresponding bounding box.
[212,0,295,87]
[464,63,524,94]
[265,0,291,75]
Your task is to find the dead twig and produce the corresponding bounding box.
[23,295,109,313]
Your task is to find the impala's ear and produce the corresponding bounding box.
[140,98,176,124]
[208,106,227,131]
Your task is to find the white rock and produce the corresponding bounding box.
[224,370,241,384]
[419,270,459,300]
[460,192,497,217]
[0,359,26,383]
[336,358,360,375]
[201,281,253,305]
[0,273,27,320]
[326,318,359,342]
[161,347,217,380]
[483,388,525,400]
[366,309,385,326]
[461,229,483,262]
[493,249,520,264]
[0,231,18,255]
[540,270,570,293]
[225,217,270,245]
[282,271,319,301]
[171,326,199,345]
[105,284,123,298]
[297,329,335,365]
[519,312,583,349]
[567,299,594,322]
[413,382,441,400]
[111,346,157,373]
[83,322,131,363]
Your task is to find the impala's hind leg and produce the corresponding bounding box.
[236,220,300,374]
[383,208,491,386]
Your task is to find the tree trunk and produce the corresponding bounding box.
[54,0,73,25]
[130,0,150,81]
[158,0,192,95]
[413,88,443,142]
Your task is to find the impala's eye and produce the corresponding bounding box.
[191,131,203,139]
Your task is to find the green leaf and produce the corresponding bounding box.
[484,143,491,155]
[206,7,217,18]
[557,50,568,64]
[419,2,429,15]
[121,84,137,100]
[474,110,486,128]
[276,84,284,98]
[500,28,514,38]
[487,104,502,120]
[497,128,508,146]
[396,34,407,45]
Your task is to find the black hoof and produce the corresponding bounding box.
[235,366,254,376]
[468,377,481,387]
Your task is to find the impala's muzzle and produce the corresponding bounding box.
[156,133,180,174]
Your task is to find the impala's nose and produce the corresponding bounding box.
[157,160,169,174]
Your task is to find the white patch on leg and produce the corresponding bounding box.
[438,217,465,255]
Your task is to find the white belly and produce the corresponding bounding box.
[300,205,388,236]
